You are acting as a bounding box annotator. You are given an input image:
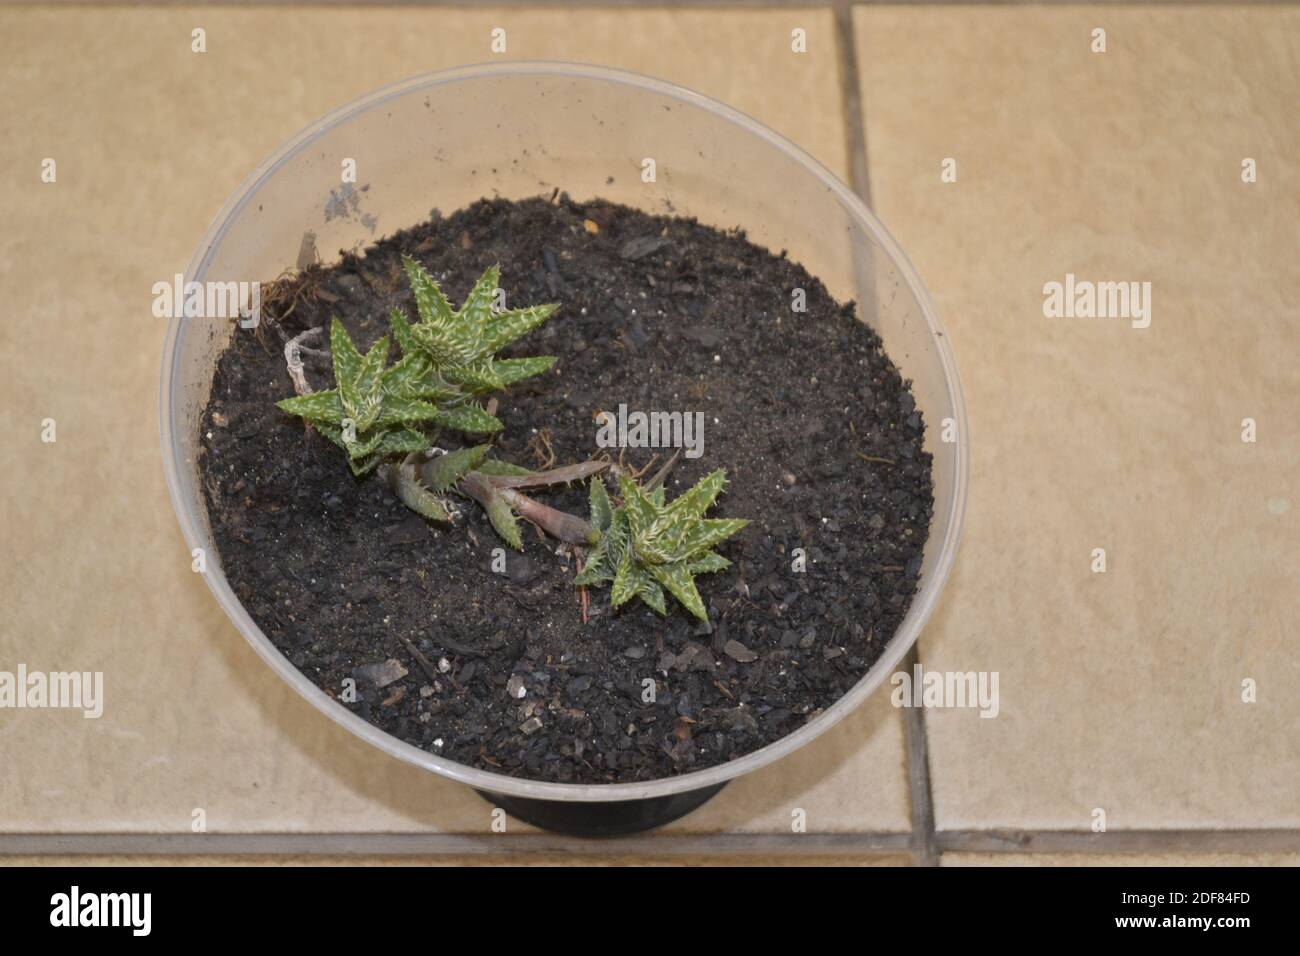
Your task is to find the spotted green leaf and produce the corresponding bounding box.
[588,479,613,532]
[686,551,731,575]
[458,263,500,330]
[375,396,444,427]
[486,494,523,551]
[277,389,344,423]
[648,561,706,621]
[431,403,503,434]
[423,445,490,493]
[402,257,456,327]
[329,318,364,407]
[480,304,557,355]
[637,578,667,615]
[610,554,649,609]
[661,468,727,523]
[493,355,557,386]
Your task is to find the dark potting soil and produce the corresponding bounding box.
[199,194,933,784]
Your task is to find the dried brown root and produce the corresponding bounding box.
[575,552,590,624]
[283,326,324,398]
[644,448,684,491]
[526,428,557,469]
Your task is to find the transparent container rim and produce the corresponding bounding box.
[160,60,970,803]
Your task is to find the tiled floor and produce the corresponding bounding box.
[855,4,1300,835]
[0,3,1296,865]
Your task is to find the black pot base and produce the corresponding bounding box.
[476,782,727,837]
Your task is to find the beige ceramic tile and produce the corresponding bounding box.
[944,852,1300,867]
[856,6,1300,829]
[0,6,911,837]
[672,693,909,833]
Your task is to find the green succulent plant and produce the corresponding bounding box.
[575,470,748,621]
[276,318,451,476]
[392,257,557,410]
[277,261,559,476]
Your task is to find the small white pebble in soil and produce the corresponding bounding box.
[438,657,451,673]
[433,738,444,748]
[520,717,544,735]
[713,355,721,363]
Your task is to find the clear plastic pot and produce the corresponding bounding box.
[161,62,968,808]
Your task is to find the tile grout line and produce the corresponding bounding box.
[833,0,938,866]
[0,0,840,8]
[3,830,1298,858]
[0,833,915,857]
[900,647,940,865]
[4,1,1293,7]
[937,830,1300,855]
[832,0,871,207]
